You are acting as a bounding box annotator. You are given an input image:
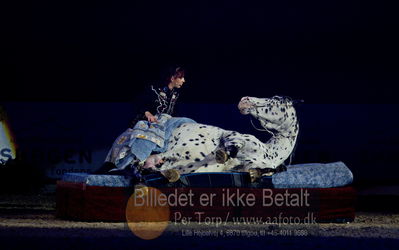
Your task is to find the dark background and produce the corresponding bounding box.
[2,0,398,103]
[1,0,399,188]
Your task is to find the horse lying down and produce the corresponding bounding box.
[143,96,300,182]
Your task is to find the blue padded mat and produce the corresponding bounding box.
[272,161,353,188]
[62,161,353,188]
[61,173,132,187]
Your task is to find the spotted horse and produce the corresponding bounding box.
[143,96,300,182]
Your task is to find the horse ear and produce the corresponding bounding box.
[293,99,304,105]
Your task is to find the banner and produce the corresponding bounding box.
[0,106,16,165]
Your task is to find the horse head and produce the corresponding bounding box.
[238,96,299,137]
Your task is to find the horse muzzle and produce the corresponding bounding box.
[238,97,254,114]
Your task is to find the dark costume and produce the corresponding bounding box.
[131,85,180,127]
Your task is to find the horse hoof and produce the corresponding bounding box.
[249,169,261,182]
[215,149,228,163]
[262,171,274,176]
[161,169,180,183]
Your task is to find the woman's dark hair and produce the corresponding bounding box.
[160,66,185,85]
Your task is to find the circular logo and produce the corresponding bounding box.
[125,185,170,240]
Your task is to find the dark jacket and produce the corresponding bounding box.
[130,85,180,127]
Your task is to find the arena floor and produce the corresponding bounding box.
[0,191,398,249]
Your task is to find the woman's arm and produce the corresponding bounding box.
[144,111,158,123]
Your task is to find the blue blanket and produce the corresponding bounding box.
[105,114,196,170]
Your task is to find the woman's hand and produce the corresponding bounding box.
[145,111,158,123]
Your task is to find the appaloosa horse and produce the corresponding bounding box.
[144,96,299,182]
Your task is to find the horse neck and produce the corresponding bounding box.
[266,117,299,142]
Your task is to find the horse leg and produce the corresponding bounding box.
[248,164,287,182]
[215,131,246,163]
[215,145,238,163]
[140,153,180,182]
